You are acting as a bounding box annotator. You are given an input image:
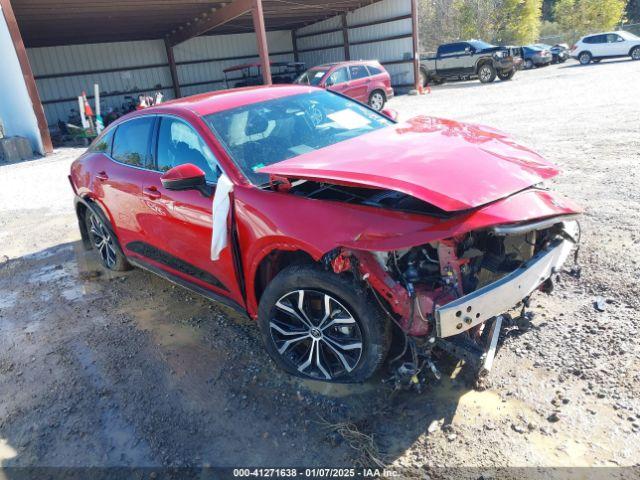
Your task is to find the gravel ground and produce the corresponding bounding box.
[1,59,639,476]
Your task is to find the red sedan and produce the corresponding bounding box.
[69,85,580,384]
[295,60,394,111]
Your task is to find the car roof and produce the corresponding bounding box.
[315,60,381,68]
[145,85,318,116]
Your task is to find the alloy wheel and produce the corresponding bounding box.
[632,48,640,60]
[88,212,117,269]
[480,66,492,81]
[269,290,363,380]
[579,53,591,64]
[370,93,384,111]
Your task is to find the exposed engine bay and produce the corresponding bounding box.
[327,216,580,390]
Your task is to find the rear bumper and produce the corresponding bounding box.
[435,221,578,338]
[386,88,395,99]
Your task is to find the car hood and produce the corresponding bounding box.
[259,116,560,212]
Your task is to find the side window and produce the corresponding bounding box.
[366,65,383,75]
[595,35,607,44]
[89,128,114,154]
[349,65,369,80]
[328,67,349,85]
[583,36,595,44]
[606,34,622,43]
[112,117,154,167]
[156,117,220,183]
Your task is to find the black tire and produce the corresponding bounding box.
[478,63,496,83]
[257,265,391,383]
[497,68,515,81]
[524,59,534,70]
[368,90,386,111]
[632,46,640,61]
[578,51,592,65]
[84,207,130,271]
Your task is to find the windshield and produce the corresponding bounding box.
[204,90,394,185]
[295,68,329,86]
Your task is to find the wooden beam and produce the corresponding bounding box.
[0,0,53,154]
[252,0,271,85]
[166,0,253,47]
[164,38,181,98]
[410,0,421,91]
[341,13,350,61]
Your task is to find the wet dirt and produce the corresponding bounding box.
[1,61,639,476]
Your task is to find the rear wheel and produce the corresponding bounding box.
[478,63,496,83]
[368,90,386,111]
[631,46,640,60]
[497,69,515,81]
[84,208,130,271]
[524,59,534,70]
[257,265,391,383]
[579,52,592,65]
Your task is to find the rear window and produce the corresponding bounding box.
[366,65,384,75]
[112,117,154,167]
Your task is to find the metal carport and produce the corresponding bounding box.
[1,0,421,153]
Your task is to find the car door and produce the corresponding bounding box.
[589,34,607,57]
[439,43,468,76]
[93,116,155,248]
[343,65,371,103]
[605,33,628,56]
[324,66,351,96]
[133,115,244,306]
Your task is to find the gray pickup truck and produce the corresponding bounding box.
[419,40,517,85]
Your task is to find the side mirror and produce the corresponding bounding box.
[325,77,335,87]
[160,163,212,197]
[381,108,398,121]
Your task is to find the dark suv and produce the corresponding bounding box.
[419,40,517,85]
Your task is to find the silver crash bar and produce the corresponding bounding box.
[435,221,579,338]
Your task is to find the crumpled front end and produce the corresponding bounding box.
[327,213,580,385]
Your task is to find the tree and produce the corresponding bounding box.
[500,0,543,44]
[554,0,627,35]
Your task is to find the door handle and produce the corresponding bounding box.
[95,171,109,181]
[143,186,161,200]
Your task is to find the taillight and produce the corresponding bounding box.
[570,44,577,51]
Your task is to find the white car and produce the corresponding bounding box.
[571,31,640,65]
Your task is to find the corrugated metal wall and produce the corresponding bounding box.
[174,31,293,97]
[296,0,415,88]
[28,40,172,125]
[28,31,293,125]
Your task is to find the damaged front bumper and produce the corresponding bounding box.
[435,221,579,338]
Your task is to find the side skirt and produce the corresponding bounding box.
[128,257,249,318]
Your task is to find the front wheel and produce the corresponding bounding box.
[257,265,391,383]
[497,69,515,81]
[631,46,640,60]
[478,63,496,83]
[368,90,386,111]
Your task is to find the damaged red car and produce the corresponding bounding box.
[69,85,581,384]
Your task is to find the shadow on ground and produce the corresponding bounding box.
[0,241,481,472]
